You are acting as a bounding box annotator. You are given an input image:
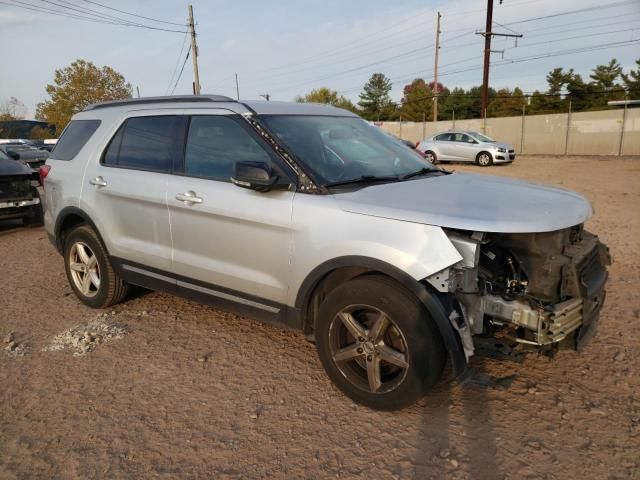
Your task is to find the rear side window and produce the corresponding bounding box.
[435,133,451,141]
[50,120,101,160]
[184,115,273,180]
[103,116,184,172]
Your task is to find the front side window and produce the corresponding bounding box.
[260,115,432,185]
[453,133,472,143]
[103,116,183,172]
[183,115,273,180]
[50,119,101,161]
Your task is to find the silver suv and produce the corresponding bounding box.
[416,130,515,166]
[43,96,609,410]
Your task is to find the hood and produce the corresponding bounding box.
[491,142,512,150]
[334,172,593,233]
[0,156,33,176]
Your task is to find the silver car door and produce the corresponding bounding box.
[167,110,295,311]
[81,112,179,272]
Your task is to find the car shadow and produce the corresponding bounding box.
[414,360,502,479]
[0,219,31,236]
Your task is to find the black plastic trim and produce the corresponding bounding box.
[110,257,295,329]
[294,255,468,377]
[53,206,106,254]
[83,95,236,111]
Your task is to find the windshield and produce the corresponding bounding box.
[259,115,434,185]
[471,132,495,142]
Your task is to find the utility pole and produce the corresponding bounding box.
[188,5,201,95]
[433,11,441,122]
[235,73,240,100]
[477,1,522,118]
[480,0,493,118]
[136,86,141,98]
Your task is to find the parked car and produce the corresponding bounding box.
[0,149,43,225]
[416,130,515,166]
[0,143,49,171]
[42,96,609,410]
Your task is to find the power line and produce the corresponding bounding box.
[170,45,192,95]
[2,0,138,25]
[166,32,189,95]
[1,0,187,32]
[334,38,639,96]
[77,0,185,26]
[36,0,187,32]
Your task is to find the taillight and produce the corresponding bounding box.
[415,141,420,149]
[39,164,51,186]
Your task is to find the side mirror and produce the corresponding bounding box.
[231,161,290,192]
[7,150,20,160]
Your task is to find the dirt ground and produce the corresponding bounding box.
[1,155,639,480]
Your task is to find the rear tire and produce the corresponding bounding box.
[63,225,129,308]
[315,275,445,410]
[424,150,438,165]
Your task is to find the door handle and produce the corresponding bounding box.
[89,176,107,187]
[175,191,203,204]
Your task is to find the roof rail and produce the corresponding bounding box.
[83,95,236,111]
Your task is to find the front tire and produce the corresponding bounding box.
[315,275,445,410]
[476,151,493,167]
[63,225,129,308]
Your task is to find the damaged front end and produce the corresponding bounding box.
[427,226,611,361]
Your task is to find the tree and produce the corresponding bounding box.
[399,79,432,121]
[0,96,27,121]
[358,73,395,121]
[621,58,640,96]
[29,125,55,140]
[36,59,132,134]
[295,87,357,112]
[590,58,622,89]
[487,87,526,117]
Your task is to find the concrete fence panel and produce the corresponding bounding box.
[379,108,639,156]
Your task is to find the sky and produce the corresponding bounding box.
[1,0,639,118]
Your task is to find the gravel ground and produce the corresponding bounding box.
[1,155,639,480]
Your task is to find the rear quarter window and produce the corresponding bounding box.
[50,119,101,161]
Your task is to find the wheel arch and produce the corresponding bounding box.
[294,255,468,377]
[54,206,107,255]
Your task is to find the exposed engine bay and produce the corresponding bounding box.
[428,225,611,360]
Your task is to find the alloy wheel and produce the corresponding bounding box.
[68,241,100,298]
[478,153,491,166]
[328,305,409,394]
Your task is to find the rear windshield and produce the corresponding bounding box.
[50,120,101,160]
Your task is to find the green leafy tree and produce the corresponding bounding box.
[621,58,640,96]
[36,59,132,134]
[487,87,526,117]
[589,58,625,107]
[358,73,395,121]
[295,87,357,112]
[440,87,469,120]
[399,78,432,121]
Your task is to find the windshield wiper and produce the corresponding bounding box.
[324,175,400,188]
[400,167,441,181]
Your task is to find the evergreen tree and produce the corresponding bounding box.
[621,58,640,96]
[358,73,394,121]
